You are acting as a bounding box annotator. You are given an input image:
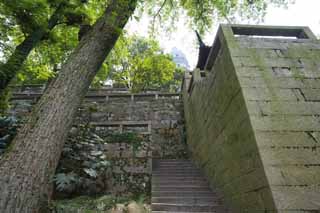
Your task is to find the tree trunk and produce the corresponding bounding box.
[0,0,137,212]
[0,3,63,91]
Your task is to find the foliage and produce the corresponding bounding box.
[53,172,80,193]
[54,123,112,196]
[0,0,290,88]
[103,132,145,157]
[0,0,109,86]
[50,195,117,213]
[50,195,150,213]
[16,25,79,84]
[103,132,143,144]
[0,115,20,155]
[15,0,110,84]
[0,88,11,115]
[138,0,292,34]
[160,66,185,92]
[107,34,178,92]
[54,105,149,197]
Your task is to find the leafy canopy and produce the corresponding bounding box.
[0,0,291,86]
[139,0,292,34]
[106,34,179,92]
[0,0,108,84]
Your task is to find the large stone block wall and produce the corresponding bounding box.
[81,94,186,158]
[56,125,153,197]
[183,25,320,212]
[9,87,186,159]
[183,28,275,211]
[8,87,186,196]
[230,26,320,211]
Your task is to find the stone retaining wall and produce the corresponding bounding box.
[8,86,186,196]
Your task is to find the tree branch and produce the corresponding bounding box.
[151,0,168,33]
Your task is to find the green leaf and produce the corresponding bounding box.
[83,168,97,178]
[53,172,79,192]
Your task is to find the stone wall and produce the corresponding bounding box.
[9,86,186,196]
[81,93,186,158]
[56,125,152,198]
[183,25,320,212]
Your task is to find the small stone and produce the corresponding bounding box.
[80,141,89,145]
[110,204,126,213]
[75,144,83,149]
[127,201,144,213]
[62,147,73,153]
[91,150,103,156]
[89,139,97,144]
[69,127,78,136]
[82,161,91,167]
[92,133,104,142]
[100,154,106,159]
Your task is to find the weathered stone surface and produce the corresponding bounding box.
[254,131,319,147]
[184,24,320,212]
[127,201,144,213]
[250,115,320,131]
[233,25,320,211]
[242,87,299,101]
[110,204,126,213]
[300,88,320,101]
[8,87,186,197]
[183,26,274,212]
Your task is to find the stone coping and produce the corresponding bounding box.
[10,92,182,100]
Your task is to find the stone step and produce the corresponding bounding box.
[153,166,199,169]
[152,172,203,176]
[152,212,218,213]
[152,186,212,192]
[154,159,191,162]
[154,162,195,165]
[154,166,197,170]
[153,167,201,171]
[155,163,196,165]
[152,181,209,187]
[152,211,226,213]
[152,203,226,212]
[154,162,195,164]
[155,163,195,167]
[152,159,227,212]
[152,197,222,204]
[155,161,195,164]
[152,191,217,197]
[153,171,202,175]
[154,167,198,171]
[152,176,207,181]
[152,178,209,186]
[153,171,203,175]
[152,174,204,178]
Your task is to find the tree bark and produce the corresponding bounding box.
[0,0,137,212]
[0,3,63,91]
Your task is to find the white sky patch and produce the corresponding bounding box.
[126,0,320,69]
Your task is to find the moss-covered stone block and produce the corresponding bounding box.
[183,24,320,212]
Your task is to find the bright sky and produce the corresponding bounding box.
[126,0,320,69]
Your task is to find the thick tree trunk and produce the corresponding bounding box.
[0,0,137,212]
[0,3,63,91]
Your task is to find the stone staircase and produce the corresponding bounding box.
[152,159,228,213]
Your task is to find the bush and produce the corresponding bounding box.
[0,115,19,155]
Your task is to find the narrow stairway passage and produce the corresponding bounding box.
[152,159,228,213]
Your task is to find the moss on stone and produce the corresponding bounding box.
[51,195,116,213]
[0,88,11,116]
[247,48,283,114]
